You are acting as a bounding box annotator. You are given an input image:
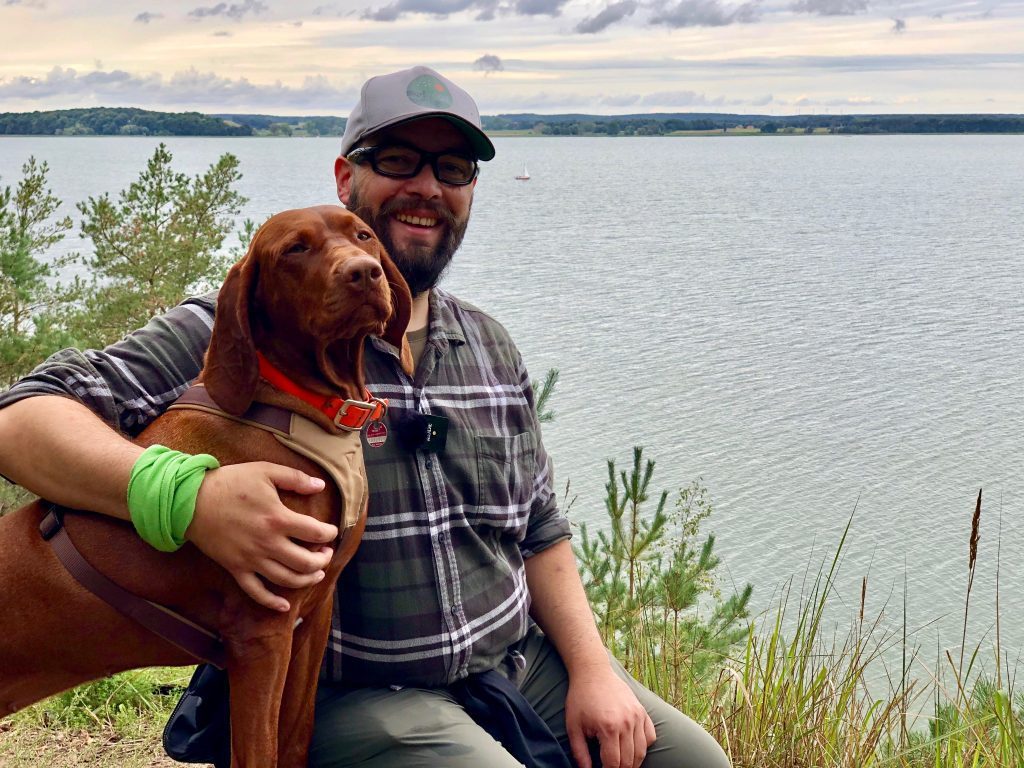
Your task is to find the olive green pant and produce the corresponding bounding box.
[309,628,730,768]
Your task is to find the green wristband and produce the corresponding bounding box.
[127,444,220,552]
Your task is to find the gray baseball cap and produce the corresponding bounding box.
[341,66,496,161]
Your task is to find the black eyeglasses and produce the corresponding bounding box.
[347,144,479,186]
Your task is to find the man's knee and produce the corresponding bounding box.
[607,656,730,768]
[643,709,731,768]
[311,684,526,768]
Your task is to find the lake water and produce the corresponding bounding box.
[3,134,1023,683]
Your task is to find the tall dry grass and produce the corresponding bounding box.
[687,489,1023,767]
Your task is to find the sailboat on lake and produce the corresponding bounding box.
[515,162,530,181]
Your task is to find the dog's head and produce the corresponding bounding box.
[202,205,413,415]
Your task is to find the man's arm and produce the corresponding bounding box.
[512,348,653,767]
[525,540,656,768]
[0,397,143,519]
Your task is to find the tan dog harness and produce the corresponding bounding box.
[37,384,370,669]
[168,385,368,530]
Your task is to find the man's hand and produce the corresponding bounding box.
[565,665,656,768]
[524,539,657,768]
[187,462,337,611]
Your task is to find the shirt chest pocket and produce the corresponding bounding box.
[471,431,537,534]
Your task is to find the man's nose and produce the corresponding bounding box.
[402,160,444,198]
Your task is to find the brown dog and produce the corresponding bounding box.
[0,205,412,767]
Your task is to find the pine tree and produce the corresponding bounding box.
[0,157,75,386]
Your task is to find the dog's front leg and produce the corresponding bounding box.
[276,601,337,767]
[226,630,293,768]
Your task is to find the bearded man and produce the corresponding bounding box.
[0,66,730,768]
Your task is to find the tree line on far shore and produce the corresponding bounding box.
[1,107,1023,137]
[0,108,345,138]
[487,113,1024,136]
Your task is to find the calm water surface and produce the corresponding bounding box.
[3,134,1023,680]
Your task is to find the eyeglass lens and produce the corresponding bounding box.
[370,146,477,185]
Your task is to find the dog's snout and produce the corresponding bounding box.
[340,256,384,290]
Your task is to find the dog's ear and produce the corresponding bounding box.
[202,253,260,415]
[379,250,414,377]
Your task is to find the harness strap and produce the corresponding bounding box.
[172,385,292,434]
[40,506,228,669]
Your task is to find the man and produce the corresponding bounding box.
[0,66,729,768]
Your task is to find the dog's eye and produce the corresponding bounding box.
[285,242,309,255]
[356,231,373,242]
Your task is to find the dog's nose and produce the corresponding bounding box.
[340,256,384,290]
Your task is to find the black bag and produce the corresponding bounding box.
[163,663,232,768]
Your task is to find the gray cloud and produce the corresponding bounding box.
[650,0,760,27]
[487,52,1024,74]
[363,0,487,19]
[188,0,268,21]
[474,54,504,73]
[134,11,164,23]
[512,0,569,15]
[641,89,725,106]
[4,0,46,6]
[0,67,150,100]
[213,30,233,35]
[0,66,359,110]
[599,94,641,107]
[791,0,868,15]
[575,0,638,32]
[791,94,887,106]
[891,16,906,29]
[313,3,357,14]
[362,0,561,19]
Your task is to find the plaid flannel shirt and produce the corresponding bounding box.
[0,288,570,687]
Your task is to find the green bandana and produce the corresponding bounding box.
[127,444,220,552]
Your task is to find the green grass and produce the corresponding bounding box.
[665,495,1022,767]
[0,667,205,767]
[0,482,33,516]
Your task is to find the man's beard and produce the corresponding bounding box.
[347,186,471,297]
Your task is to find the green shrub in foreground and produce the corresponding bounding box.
[574,446,753,715]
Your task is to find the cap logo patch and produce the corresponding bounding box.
[407,75,453,109]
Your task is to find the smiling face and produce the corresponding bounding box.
[334,117,477,297]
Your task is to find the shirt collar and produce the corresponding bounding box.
[426,288,467,346]
[368,288,465,362]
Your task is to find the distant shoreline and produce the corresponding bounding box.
[2,107,1023,138]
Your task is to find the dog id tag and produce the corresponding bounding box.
[365,420,388,448]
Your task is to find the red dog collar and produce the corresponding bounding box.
[256,352,387,431]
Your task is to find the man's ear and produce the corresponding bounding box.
[335,156,353,206]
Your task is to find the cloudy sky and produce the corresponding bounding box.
[0,0,1020,115]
